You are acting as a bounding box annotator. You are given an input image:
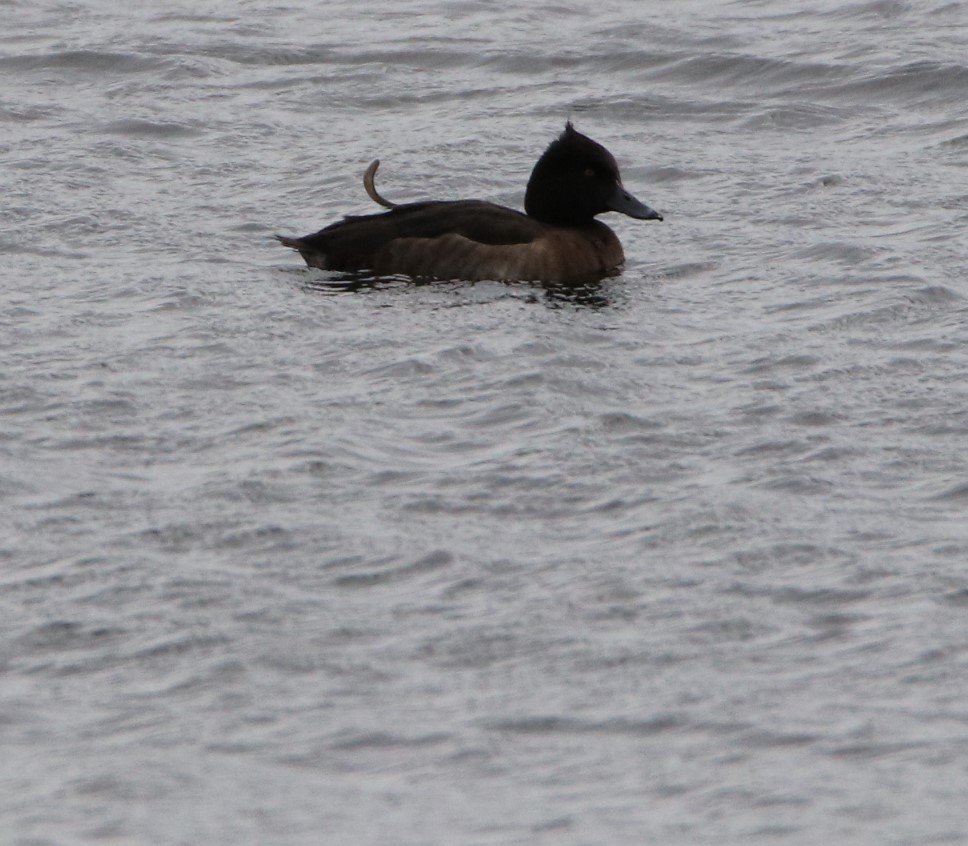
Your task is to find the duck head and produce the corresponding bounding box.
[524,122,662,227]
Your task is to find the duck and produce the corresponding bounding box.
[276,122,662,283]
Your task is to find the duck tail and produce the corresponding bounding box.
[275,234,304,250]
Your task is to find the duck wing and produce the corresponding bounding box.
[277,200,548,275]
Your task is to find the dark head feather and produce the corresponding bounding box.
[524,123,624,225]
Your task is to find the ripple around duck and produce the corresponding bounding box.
[99,119,203,139]
[332,550,454,588]
[741,103,858,131]
[484,714,684,736]
[810,284,963,334]
[789,241,878,266]
[328,729,452,751]
[0,50,167,74]
[802,60,968,105]
[203,44,339,67]
[939,132,968,149]
[929,481,968,502]
[15,620,128,653]
[649,52,846,90]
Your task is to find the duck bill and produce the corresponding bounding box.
[606,184,663,221]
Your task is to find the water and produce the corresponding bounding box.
[3,0,968,843]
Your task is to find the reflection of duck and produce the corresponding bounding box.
[276,123,662,283]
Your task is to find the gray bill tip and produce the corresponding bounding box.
[607,185,662,221]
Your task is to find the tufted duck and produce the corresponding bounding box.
[276,123,662,283]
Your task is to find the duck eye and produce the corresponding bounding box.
[584,167,596,177]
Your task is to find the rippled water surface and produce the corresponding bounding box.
[4,1,968,843]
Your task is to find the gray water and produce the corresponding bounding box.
[3,0,968,843]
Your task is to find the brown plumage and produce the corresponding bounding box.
[276,123,662,283]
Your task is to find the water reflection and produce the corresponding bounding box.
[300,271,412,296]
[298,270,613,308]
[538,278,611,309]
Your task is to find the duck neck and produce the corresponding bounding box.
[524,181,596,227]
